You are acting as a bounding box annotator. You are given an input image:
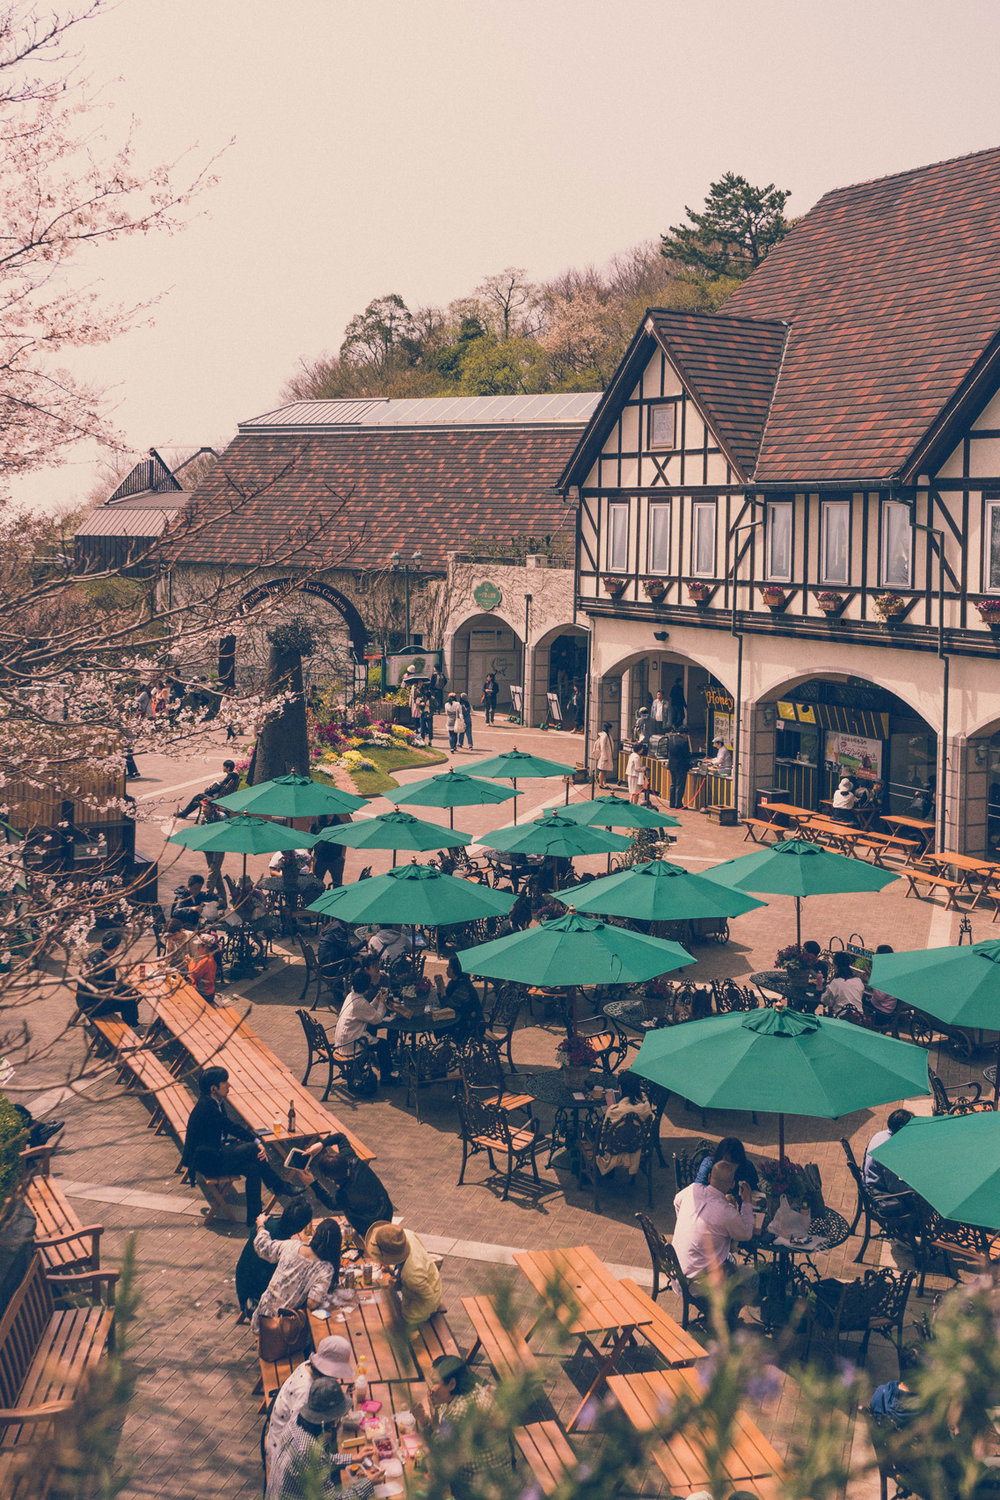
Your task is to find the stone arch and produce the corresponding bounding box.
[596,645,736,748]
[450,612,523,711]
[531,622,587,725]
[240,577,367,661]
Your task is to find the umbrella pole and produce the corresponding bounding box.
[512,779,518,824]
[392,850,398,869]
[449,807,454,831]
[779,1112,785,1162]
[795,897,802,949]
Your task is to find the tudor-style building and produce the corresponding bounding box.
[563,146,1000,855]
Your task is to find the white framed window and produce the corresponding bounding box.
[607,500,629,572]
[766,500,793,582]
[692,500,716,577]
[648,500,671,574]
[820,499,850,585]
[881,500,913,587]
[985,498,1000,592]
[648,403,676,450]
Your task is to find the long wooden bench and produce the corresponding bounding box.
[462,1294,539,1382]
[514,1421,577,1495]
[903,867,964,909]
[616,1278,706,1367]
[0,1255,118,1497]
[20,1147,103,1277]
[741,817,785,844]
[257,1350,307,1412]
[853,830,921,866]
[408,1310,460,1381]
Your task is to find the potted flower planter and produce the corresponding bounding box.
[872,592,907,624]
[642,578,666,602]
[760,587,789,612]
[686,582,712,607]
[975,598,1000,629]
[815,591,846,616]
[602,575,627,597]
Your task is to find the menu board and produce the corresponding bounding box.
[824,730,881,781]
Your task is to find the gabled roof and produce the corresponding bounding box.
[723,145,1000,483]
[172,419,593,572]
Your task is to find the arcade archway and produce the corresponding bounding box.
[452,614,523,711]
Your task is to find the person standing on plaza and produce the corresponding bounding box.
[457,691,474,749]
[626,744,645,804]
[444,691,461,752]
[418,688,435,746]
[566,681,582,732]
[592,721,615,790]
[669,676,687,728]
[650,689,665,730]
[664,725,692,809]
[429,664,447,711]
[481,671,498,725]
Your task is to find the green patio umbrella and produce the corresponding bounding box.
[168,815,319,882]
[306,861,515,926]
[555,796,681,832]
[384,768,520,829]
[463,747,577,823]
[454,909,692,988]
[476,812,631,860]
[870,941,1000,1100]
[701,839,898,946]
[631,1005,929,1159]
[214,773,365,818]
[871,1111,1000,1230]
[314,809,473,868]
[561,859,767,923]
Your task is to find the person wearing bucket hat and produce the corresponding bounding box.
[365,1221,442,1326]
[266,1375,379,1499]
[265,1336,356,1468]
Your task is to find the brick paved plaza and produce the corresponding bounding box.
[17,717,978,1498]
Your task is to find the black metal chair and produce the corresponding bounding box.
[634,1211,708,1327]
[713,979,758,1013]
[803,1267,914,1365]
[485,981,528,1072]
[581,1110,654,1212]
[672,1140,712,1193]
[458,1037,534,1119]
[296,936,347,1010]
[456,1086,546,1201]
[296,1008,358,1101]
[840,1136,922,1265]
[928,1066,986,1115]
[401,1035,461,1122]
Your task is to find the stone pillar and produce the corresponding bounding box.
[742,702,777,821]
[950,735,988,854]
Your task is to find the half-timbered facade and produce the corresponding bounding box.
[564,147,1000,855]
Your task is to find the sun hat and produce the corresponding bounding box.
[838,777,854,791]
[310,1336,355,1381]
[300,1376,348,1428]
[365,1221,409,1266]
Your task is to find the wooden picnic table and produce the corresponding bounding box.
[309,1287,458,1383]
[756,800,812,825]
[513,1244,652,1431]
[607,1366,785,1498]
[925,851,1000,907]
[141,975,373,1160]
[881,813,935,857]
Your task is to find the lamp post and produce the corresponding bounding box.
[390,549,423,648]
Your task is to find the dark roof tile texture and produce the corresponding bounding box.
[647,310,787,478]
[723,146,1000,482]
[171,426,581,570]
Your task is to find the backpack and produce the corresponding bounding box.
[346,1054,378,1098]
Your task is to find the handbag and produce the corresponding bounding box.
[257,1305,309,1361]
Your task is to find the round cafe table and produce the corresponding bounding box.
[602,993,677,1035]
[754,1206,851,1328]
[519,1071,609,1183]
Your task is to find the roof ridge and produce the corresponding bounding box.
[811,142,1000,203]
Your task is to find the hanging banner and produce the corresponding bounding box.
[824,730,882,781]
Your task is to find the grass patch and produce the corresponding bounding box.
[317,744,448,797]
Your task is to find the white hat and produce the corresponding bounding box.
[311,1335,355,1381]
[838,777,854,791]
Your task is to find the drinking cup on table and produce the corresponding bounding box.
[272,1119,282,1138]
[396,1411,416,1433]
[362,1261,373,1287]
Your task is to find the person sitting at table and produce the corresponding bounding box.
[333,969,397,1086]
[269,847,313,876]
[433,950,484,1043]
[171,873,208,930]
[832,777,857,821]
[695,1136,760,1194]
[251,1214,342,1340]
[265,1336,357,1473]
[595,1072,653,1179]
[417,1354,511,1500]
[317,918,358,978]
[235,1192,312,1318]
[863,1108,921,1228]
[672,1159,756,1329]
[75,931,141,1028]
[188,932,220,1003]
[303,1134,395,1237]
[820,950,866,1016]
[365,1221,443,1327]
[161,917,190,963]
[265,1376,379,1500]
[801,940,829,982]
[864,944,899,1021]
[181,1066,289,1225]
[311,815,347,889]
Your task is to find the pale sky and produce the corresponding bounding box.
[13,0,1000,513]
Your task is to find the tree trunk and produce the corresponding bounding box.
[252,640,310,783]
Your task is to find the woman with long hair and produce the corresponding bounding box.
[251,1215,342,1337]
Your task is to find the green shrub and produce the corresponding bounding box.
[367,662,382,689]
[0,1090,28,1215]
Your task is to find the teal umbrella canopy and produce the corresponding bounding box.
[631,1006,929,1156]
[215,773,365,817]
[464,749,576,780]
[555,797,680,831]
[315,809,472,853]
[701,839,897,945]
[476,813,630,859]
[385,769,520,811]
[561,860,766,923]
[168,817,319,855]
[871,1112,1000,1230]
[306,862,515,927]
[455,909,691,987]
[869,941,1000,1028]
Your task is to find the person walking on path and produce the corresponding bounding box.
[481,671,498,725]
[418,689,435,746]
[626,745,645,804]
[429,665,447,711]
[444,691,461,752]
[457,692,474,749]
[669,676,687,728]
[592,721,615,791]
[664,726,692,809]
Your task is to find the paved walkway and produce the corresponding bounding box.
[15,712,980,1496]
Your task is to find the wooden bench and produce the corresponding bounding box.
[462,1295,539,1382]
[903,868,964,909]
[616,1278,706,1367]
[853,830,921,866]
[20,1147,103,1277]
[408,1311,460,1381]
[514,1421,577,1495]
[114,1045,194,1152]
[256,1350,307,1412]
[0,1255,117,1494]
[741,817,785,844]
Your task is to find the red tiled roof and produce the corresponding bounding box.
[647,310,787,478]
[171,426,583,571]
[723,145,1000,482]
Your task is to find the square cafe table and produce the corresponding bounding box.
[513,1244,652,1431]
[607,1366,784,1498]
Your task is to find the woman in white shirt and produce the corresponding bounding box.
[626,747,645,805]
[832,777,856,822]
[820,951,866,1016]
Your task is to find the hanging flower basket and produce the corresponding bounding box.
[760,586,789,611]
[975,597,1000,627]
[872,591,907,621]
[642,577,667,600]
[602,575,627,597]
[815,591,846,615]
[686,581,712,606]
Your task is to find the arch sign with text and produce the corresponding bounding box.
[238,577,367,657]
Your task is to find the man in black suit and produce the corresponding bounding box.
[181,1067,287,1224]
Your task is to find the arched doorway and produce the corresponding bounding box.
[532,625,588,725]
[756,674,937,821]
[452,614,523,712]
